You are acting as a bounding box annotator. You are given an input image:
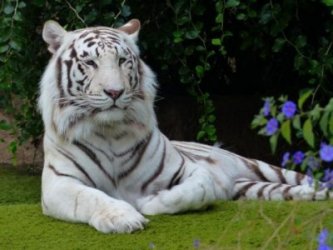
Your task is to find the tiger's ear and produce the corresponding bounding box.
[118,19,141,41]
[42,20,67,54]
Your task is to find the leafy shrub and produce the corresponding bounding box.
[251,1,333,183]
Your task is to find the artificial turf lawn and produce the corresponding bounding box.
[0,166,333,250]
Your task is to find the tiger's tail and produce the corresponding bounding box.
[232,158,332,201]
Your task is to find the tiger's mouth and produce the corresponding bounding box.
[96,102,124,111]
[97,104,129,116]
[109,104,120,110]
[91,105,122,115]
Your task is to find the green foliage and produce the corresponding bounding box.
[252,96,333,181]
[252,96,333,150]
[0,0,40,154]
[2,0,333,162]
[244,1,333,177]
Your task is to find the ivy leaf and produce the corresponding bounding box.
[8,141,17,154]
[173,30,184,38]
[303,119,315,148]
[0,120,11,131]
[196,130,206,141]
[236,13,246,20]
[296,35,307,48]
[281,120,291,144]
[212,38,222,46]
[0,33,10,43]
[310,104,321,121]
[10,40,23,51]
[215,13,223,23]
[121,5,131,17]
[225,0,240,8]
[329,112,333,134]
[13,12,23,22]
[294,56,302,71]
[208,115,216,123]
[32,0,45,7]
[292,115,301,130]
[298,89,312,110]
[4,4,14,14]
[176,16,189,25]
[173,37,183,43]
[272,38,286,52]
[185,30,200,40]
[223,31,233,39]
[207,125,216,136]
[320,111,330,136]
[251,115,267,128]
[18,2,27,8]
[323,0,333,7]
[195,65,205,78]
[269,134,279,154]
[0,45,9,54]
[209,134,217,141]
[196,45,205,52]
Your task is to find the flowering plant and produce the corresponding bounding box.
[252,92,333,187]
[318,229,333,250]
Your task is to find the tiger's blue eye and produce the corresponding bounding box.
[119,57,126,66]
[85,60,97,68]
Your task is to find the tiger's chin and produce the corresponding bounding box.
[59,110,127,141]
[94,108,126,124]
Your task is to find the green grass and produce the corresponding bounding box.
[0,166,333,249]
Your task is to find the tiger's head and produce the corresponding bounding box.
[39,19,157,140]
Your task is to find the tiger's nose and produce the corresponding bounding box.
[103,89,124,100]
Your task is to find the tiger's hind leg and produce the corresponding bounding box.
[233,178,330,201]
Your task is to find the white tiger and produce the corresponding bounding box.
[39,19,331,233]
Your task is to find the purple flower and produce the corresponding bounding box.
[323,169,333,182]
[306,168,313,186]
[265,118,279,135]
[319,245,332,250]
[281,152,290,167]
[193,239,200,249]
[318,229,332,250]
[263,99,270,117]
[323,169,333,189]
[308,156,320,170]
[282,101,297,118]
[292,151,305,165]
[320,143,333,162]
[319,229,329,244]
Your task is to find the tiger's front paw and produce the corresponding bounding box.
[89,201,148,233]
